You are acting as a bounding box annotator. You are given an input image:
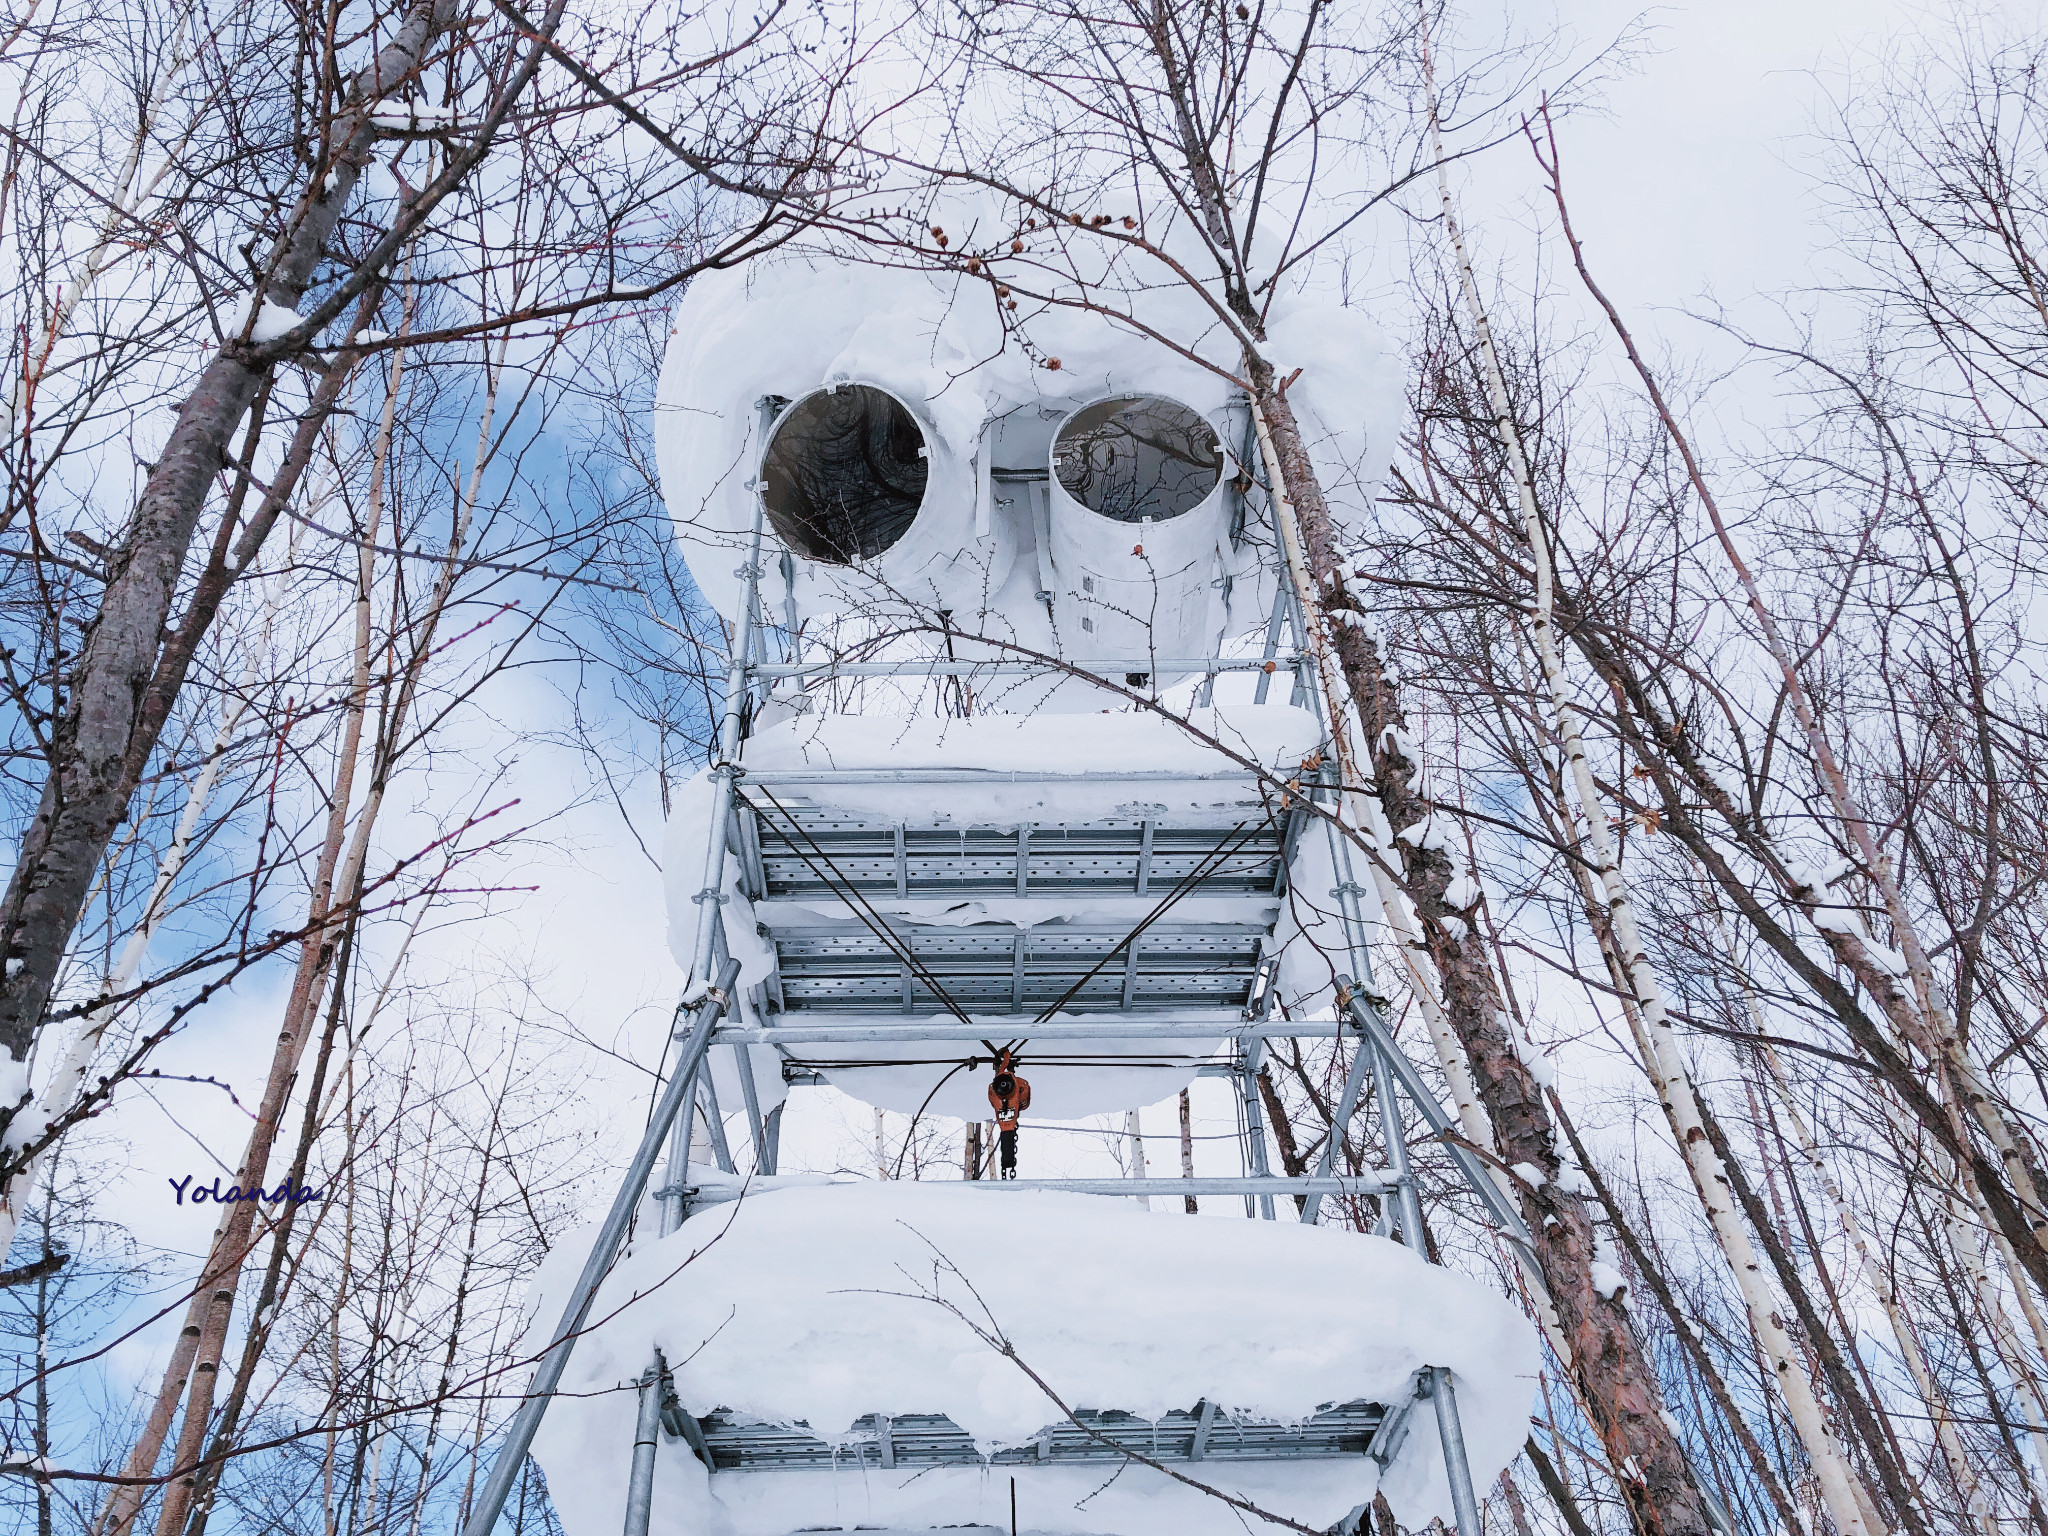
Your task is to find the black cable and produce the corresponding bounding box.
[1031,819,1267,1024]
[754,784,976,1023]
[751,786,980,1027]
[640,997,688,1133]
[781,1053,1207,1070]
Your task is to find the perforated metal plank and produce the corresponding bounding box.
[751,815,1287,899]
[769,922,1267,1013]
[694,1401,1386,1472]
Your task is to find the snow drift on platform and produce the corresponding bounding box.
[525,1182,1539,1536]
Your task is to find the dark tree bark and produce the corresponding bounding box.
[1241,353,1717,1533]
[1256,1064,1309,1213]
[0,0,466,1126]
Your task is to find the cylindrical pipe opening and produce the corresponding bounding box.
[1052,396,1223,524]
[761,384,930,564]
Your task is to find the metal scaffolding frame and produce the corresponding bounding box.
[460,400,1524,1536]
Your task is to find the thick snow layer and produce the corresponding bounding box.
[526,1184,1538,1536]
[741,704,1324,828]
[747,702,1322,778]
[755,894,1274,930]
[653,249,1403,645]
[245,296,302,342]
[656,259,1245,631]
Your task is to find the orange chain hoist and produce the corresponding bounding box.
[987,1049,1031,1180]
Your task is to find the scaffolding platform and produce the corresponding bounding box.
[731,739,1312,1017]
[463,384,1540,1536]
[692,1398,1406,1472]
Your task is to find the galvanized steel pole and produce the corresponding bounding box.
[622,1360,663,1536]
[1427,1366,1484,1535]
[460,959,740,1536]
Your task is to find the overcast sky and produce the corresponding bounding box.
[1452,0,2043,343]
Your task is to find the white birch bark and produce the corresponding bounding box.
[1946,1197,2048,1491]
[1419,28,1878,1532]
[98,303,407,1536]
[1124,1108,1150,1208]
[1245,402,1496,1159]
[0,477,322,1260]
[0,0,467,1088]
[1249,375,1583,1375]
[1530,108,2048,1275]
[1756,1049,1992,1531]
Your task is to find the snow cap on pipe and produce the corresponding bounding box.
[654,247,1402,667]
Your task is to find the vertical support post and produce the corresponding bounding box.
[1306,769,1381,1228]
[1302,1025,1372,1227]
[761,1102,783,1177]
[623,1359,663,1536]
[1238,1040,1276,1220]
[732,1040,767,1171]
[778,549,800,666]
[1252,583,1288,706]
[1370,1032,1426,1244]
[1009,930,1027,1014]
[1288,588,1313,710]
[699,1072,736,1175]
[660,1058,702,1237]
[686,418,773,996]
[460,960,740,1536]
[1322,769,1378,982]
[1426,1366,1484,1535]
[1124,1108,1150,1209]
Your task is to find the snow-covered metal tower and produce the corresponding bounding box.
[460,262,1539,1536]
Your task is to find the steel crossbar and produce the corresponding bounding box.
[749,655,1304,678]
[692,1401,1385,1472]
[711,1017,1339,1044]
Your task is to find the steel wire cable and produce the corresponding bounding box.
[750,786,980,1026]
[1029,819,1267,1024]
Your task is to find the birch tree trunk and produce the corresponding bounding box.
[0,0,463,1147]
[1423,79,1879,1536]
[143,268,504,1535]
[1231,270,1721,1536]
[1117,28,1722,1524]
[97,321,406,1536]
[1530,107,2048,1292]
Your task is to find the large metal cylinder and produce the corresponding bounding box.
[1046,395,1232,663]
[756,382,1010,619]
[760,384,931,565]
[652,261,1020,632]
